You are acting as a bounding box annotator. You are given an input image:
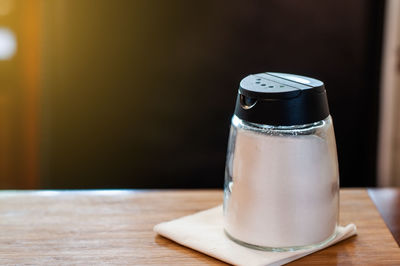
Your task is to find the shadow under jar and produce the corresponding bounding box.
[223,72,340,251]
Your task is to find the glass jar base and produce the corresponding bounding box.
[224,228,338,252]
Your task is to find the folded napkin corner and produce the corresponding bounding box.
[154,205,357,266]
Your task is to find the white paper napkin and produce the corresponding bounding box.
[154,205,357,266]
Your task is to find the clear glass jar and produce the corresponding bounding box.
[223,115,339,251]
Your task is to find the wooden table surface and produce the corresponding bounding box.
[0,189,399,265]
[369,189,400,246]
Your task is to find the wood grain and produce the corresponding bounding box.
[369,188,400,246]
[0,189,398,265]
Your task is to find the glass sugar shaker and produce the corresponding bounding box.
[223,72,340,251]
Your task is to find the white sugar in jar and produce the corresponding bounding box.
[223,72,340,251]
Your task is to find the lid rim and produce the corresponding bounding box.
[234,72,330,126]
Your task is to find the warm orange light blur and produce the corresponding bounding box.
[19,0,41,188]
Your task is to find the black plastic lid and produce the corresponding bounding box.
[234,72,330,126]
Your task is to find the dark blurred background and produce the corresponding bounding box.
[0,0,385,189]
